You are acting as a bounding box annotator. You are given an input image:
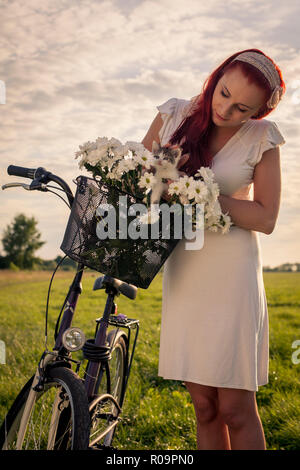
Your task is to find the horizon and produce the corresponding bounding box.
[0,0,299,269]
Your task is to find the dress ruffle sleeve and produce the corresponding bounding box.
[256,121,286,165]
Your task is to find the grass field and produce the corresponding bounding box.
[0,269,299,450]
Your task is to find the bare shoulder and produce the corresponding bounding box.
[141,112,164,152]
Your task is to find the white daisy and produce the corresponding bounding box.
[192,180,209,203]
[177,175,195,199]
[167,180,181,196]
[195,166,215,183]
[221,214,233,234]
[138,172,157,190]
[136,152,155,170]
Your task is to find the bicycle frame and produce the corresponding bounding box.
[53,263,85,351]
[13,262,139,449]
[13,261,86,449]
[3,165,140,449]
[50,261,138,397]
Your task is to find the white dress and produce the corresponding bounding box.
[157,97,286,392]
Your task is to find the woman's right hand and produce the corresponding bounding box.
[177,153,189,172]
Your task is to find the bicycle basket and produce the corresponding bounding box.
[60,175,181,289]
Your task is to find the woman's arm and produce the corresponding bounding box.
[218,146,281,235]
[141,112,163,152]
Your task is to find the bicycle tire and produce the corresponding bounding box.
[0,366,90,450]
[89,330,128,448]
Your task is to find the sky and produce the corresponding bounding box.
[0,0,299,269]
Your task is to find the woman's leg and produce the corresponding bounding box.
[217,387,266,450]
[184,382,231,450]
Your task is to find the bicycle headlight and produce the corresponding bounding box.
[62,327,86,352]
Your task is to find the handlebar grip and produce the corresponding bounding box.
[7,165,36,179]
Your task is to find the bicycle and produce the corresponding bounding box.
[0,165,140,450]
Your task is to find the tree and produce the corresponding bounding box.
[1,214,45,269]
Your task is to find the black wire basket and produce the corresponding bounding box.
[60,175,181,289]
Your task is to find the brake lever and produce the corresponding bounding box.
[2,182,31,190]
[1,181,48,191]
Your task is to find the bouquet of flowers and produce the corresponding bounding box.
[75,137,232,234]
[62,136,234,287]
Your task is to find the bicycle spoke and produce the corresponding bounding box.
[5,380,76,450]
[23,388,56,449]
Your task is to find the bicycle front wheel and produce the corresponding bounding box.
[89,330,128,448]
[0,366,90,450]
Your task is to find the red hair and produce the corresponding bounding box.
[168,48,286,175]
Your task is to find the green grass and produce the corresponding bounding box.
[0,270,299,450]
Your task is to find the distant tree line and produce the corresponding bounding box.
[0,213,77,271]
[263,263,300,272]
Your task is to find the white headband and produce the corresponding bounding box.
[231,52,283,109]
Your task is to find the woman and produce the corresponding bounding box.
[141,49,286,450]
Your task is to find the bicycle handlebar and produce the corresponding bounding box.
[8,165,37,179]
[6,165,75,207]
